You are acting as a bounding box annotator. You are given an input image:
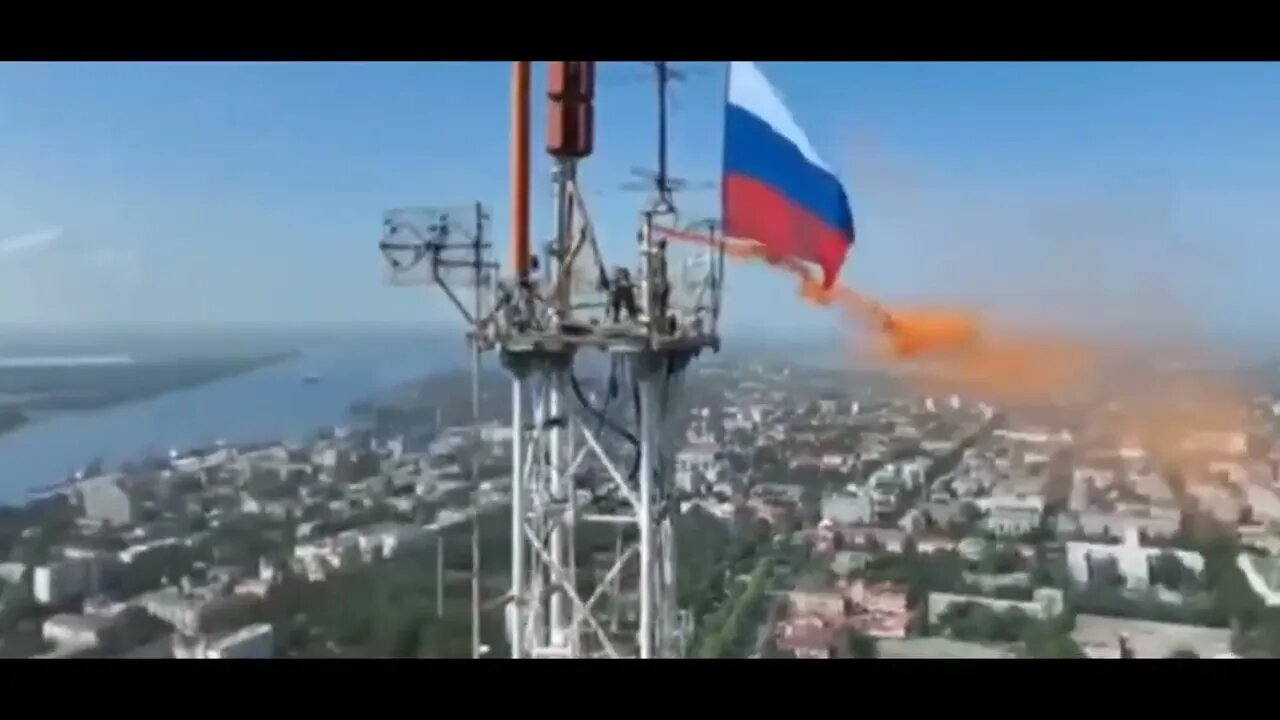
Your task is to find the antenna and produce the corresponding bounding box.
[623,62,715,220]
[377,203,496,660]
[377,62,726,659]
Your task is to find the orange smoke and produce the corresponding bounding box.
[661,227,1096,404]
[665,226,983,361]
[661,228,1255,462]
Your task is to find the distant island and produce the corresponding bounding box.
[0,351,296,437]
[0,405,26,435]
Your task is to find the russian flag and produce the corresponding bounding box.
[722,61,855,289]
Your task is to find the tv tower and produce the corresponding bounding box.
[379,61,725,658]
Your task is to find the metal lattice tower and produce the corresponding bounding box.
[378,62,725,659]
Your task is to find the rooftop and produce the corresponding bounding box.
[878,637,1013,659]
[44,613,114,634]
[1070,614,1231,659]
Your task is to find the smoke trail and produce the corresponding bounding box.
[661,224,1263,482]
[660,226,979,359]
[661,225,1112,411]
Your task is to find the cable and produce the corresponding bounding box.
[568,368,642,507]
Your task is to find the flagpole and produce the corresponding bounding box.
[719,61,732,298]
[719,61,731,232]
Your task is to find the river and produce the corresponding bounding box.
[0,334,461,505]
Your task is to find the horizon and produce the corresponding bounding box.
[2,321,1278,371]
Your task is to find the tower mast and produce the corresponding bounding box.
[378,61,725,658]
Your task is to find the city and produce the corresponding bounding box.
[2,355,1279,659]
[4,60,1280,661]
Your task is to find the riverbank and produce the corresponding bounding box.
[0,336,453,504]
[0,406,26,436]
[0,351,297,419]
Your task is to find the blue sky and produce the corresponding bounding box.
[2,61,1279,344]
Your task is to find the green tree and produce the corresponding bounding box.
[978,545,1025,575]
[837,630,878,659]
[1149,552,1192,591]
[1088,556,1125,589]
[1022,621,1085,658]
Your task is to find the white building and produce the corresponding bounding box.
[821,488,873,526]
[173,623,274,659]
[117,537,185,565]
[1073,466,1117,490]
[140,586,260,636]
[1236,553,1280,607]
[172,447,235,473]
[675,443,724,494]
[1073,504,1181,540]
[79,475,133,527]
[206,623,273,658]
[33,556,101,606]
[356,523,433,561]
[992,427,1073,445]
[42,613,117,649]
[927,587,1063,624]
[293,532,363,582]
[1066,529,1204,592]
[901,457,931,489]
[982,495,1044,538]
[0,561,26,584]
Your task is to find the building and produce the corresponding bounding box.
[42,613,117,649]
[140,586,261,636]
[118,537,185,565]
[171,447,235,473]
[1072,504,1181,541]
[174,623,274,659]
[963,571,1033,595]
[207,623,273,658]
[878,637,1014,659]
[1236,553,1280,607]
[356,523,433,561]
[675,443,723,493]
[0,561,26,585]
[293,532,363,581]
[927,588,1063,625]
[775,616,835,659]
[922,499,965,529]
[993,427,1072,445]
[982,495,1044,538]
[1071,614,1232,659]
[821,488,873,526]
[838,526,908,554]
[845,580,913,639]
[754,483,804,505]
[1066,529,1204,592]
[33,556,100,606]
[80,475,133,527]
[787,590,845,624]
[829,551,871,578]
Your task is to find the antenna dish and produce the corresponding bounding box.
[379,206,497,289]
